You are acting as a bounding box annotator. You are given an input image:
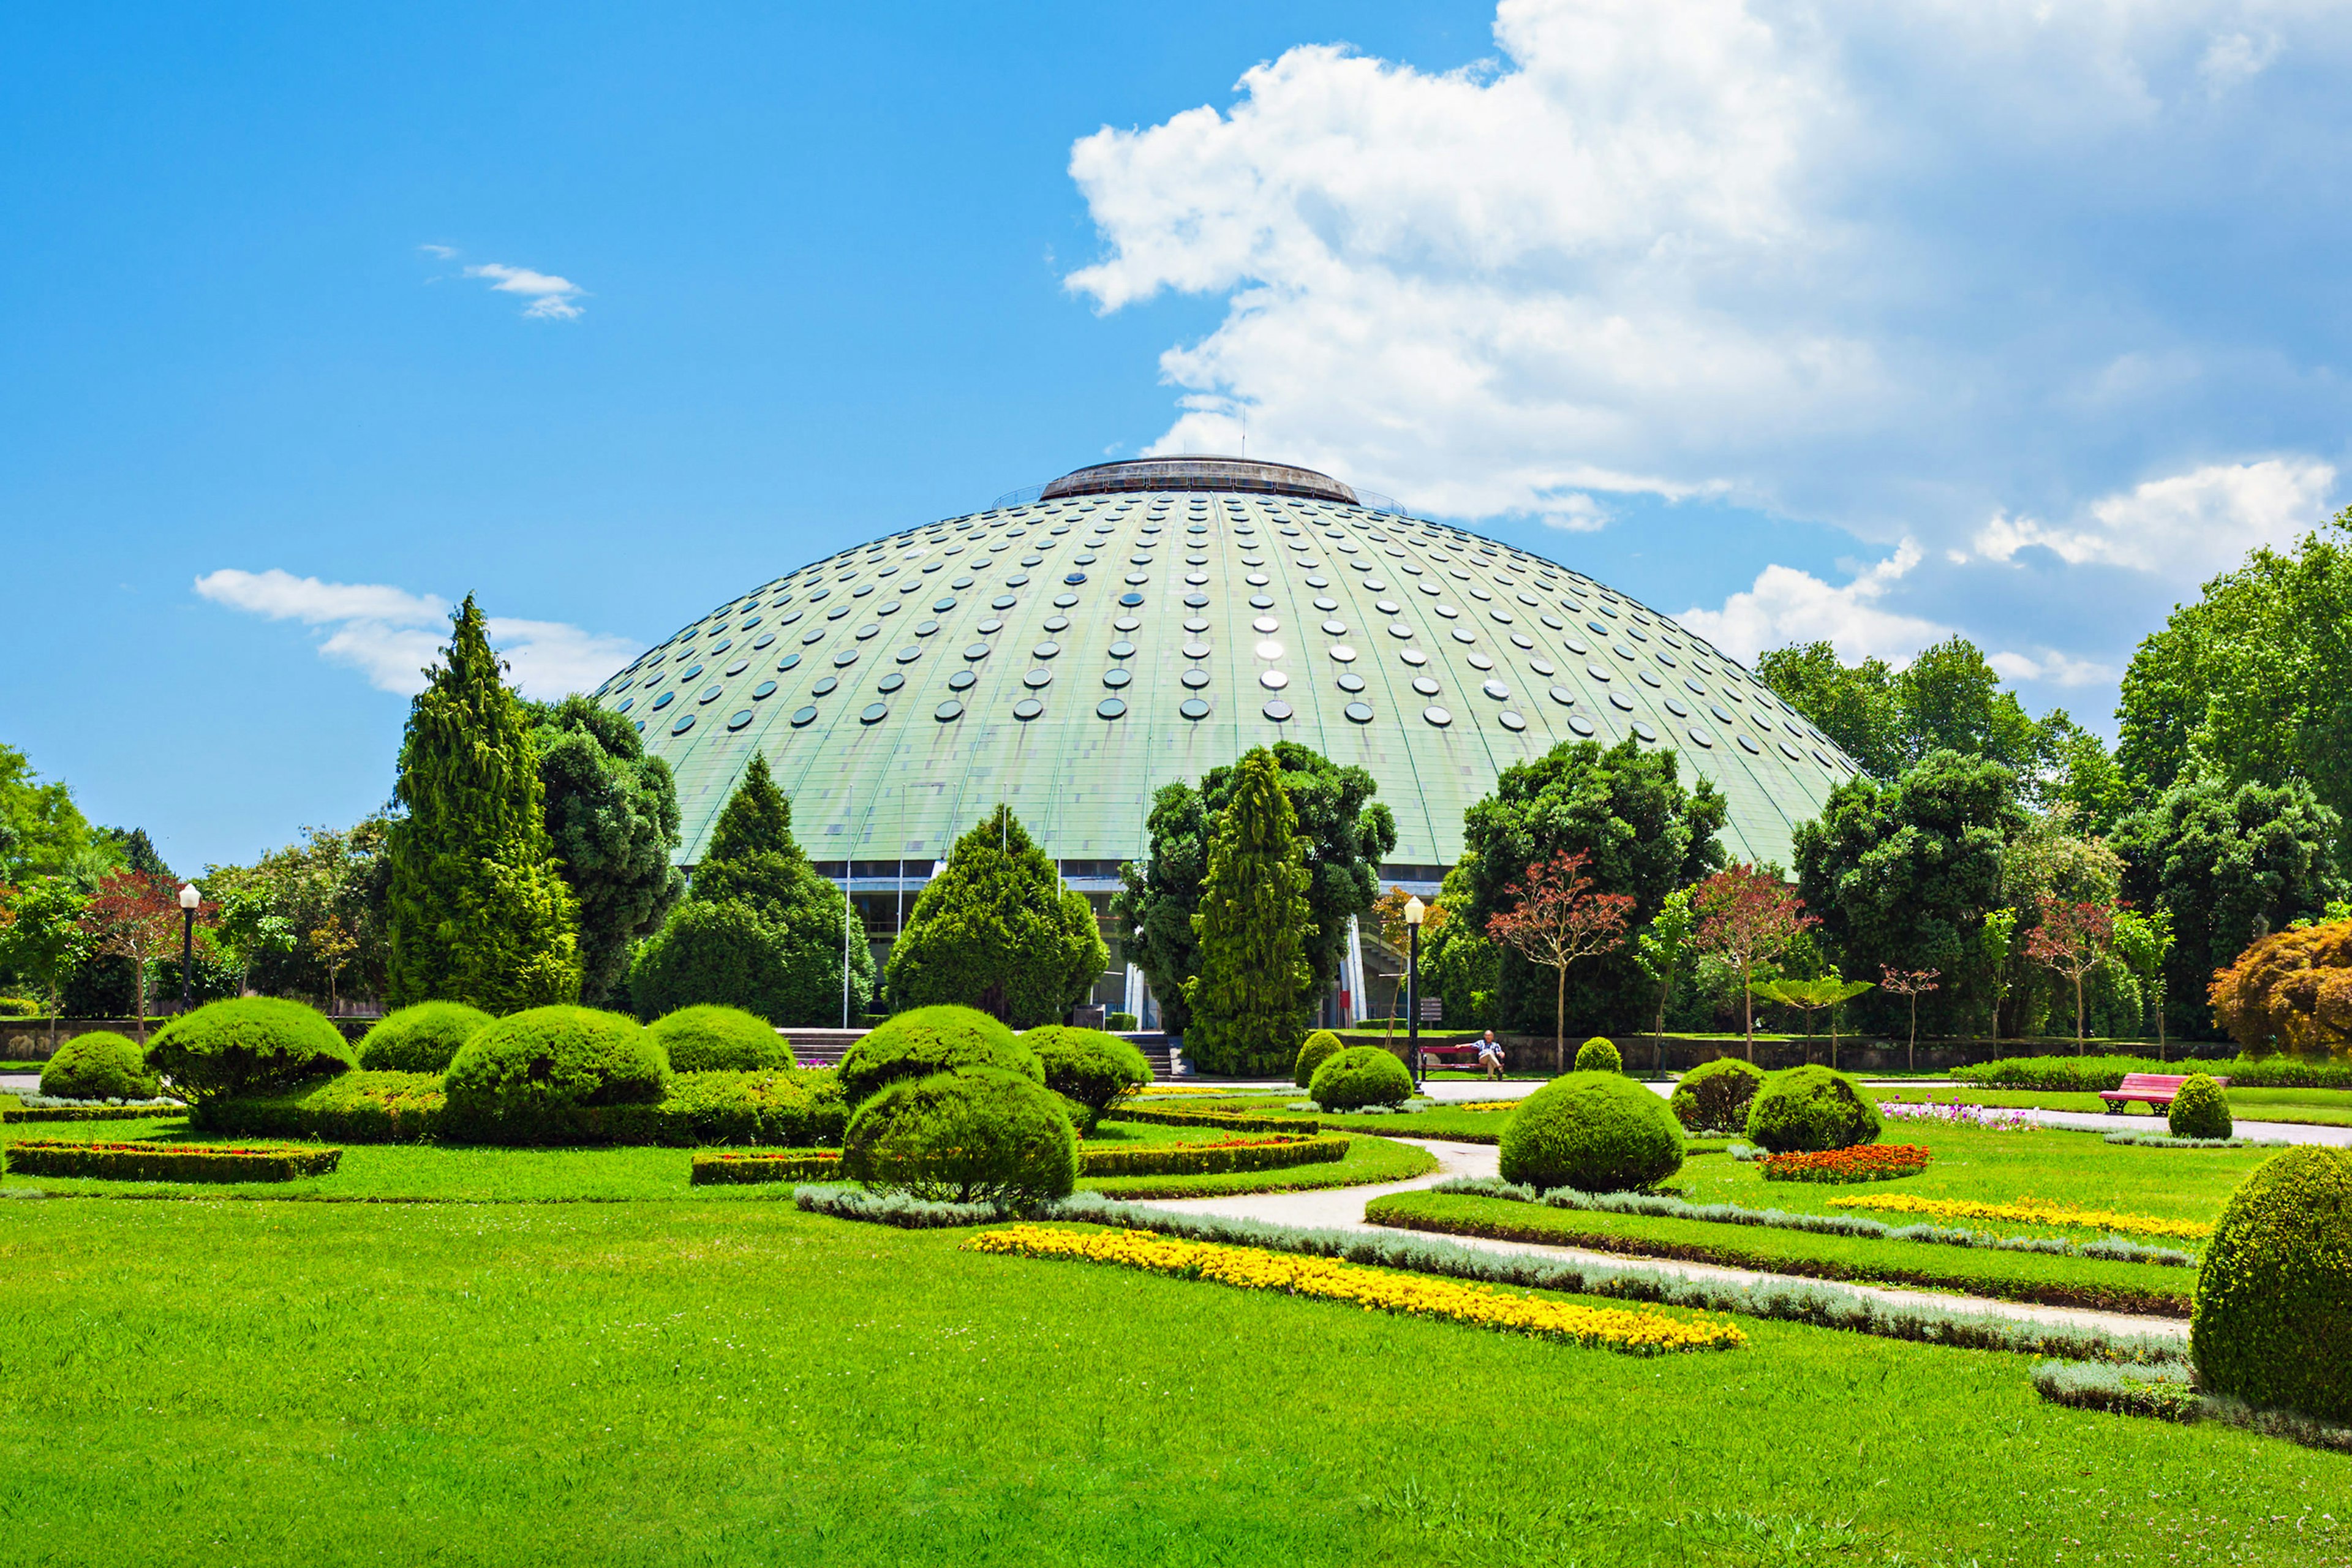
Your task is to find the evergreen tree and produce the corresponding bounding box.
[885,804,1106,1028]
[1183,748,1316,1075]
[528,696,683,1005]
[629,755,872,1025]
[386,596,583,1011]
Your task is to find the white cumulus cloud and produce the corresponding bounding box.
[462,262,587,320]
[1970,458,2335,577]
[194,568,633,698]
[1678,542,1947,665]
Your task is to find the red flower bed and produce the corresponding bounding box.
[1757,1144,1930,1184]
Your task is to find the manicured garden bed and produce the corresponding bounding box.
[4,1138,341,1182]
[1,1196,2343,1564]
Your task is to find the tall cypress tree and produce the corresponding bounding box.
[630,755,874,1024]
[885,804,1107,1028]
[1184,747,1316,1075]
[386,595,583,1010]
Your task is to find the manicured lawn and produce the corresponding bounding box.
[4,1197,2346,1565]
[1129,1098,1522,1142]
[1366,1190,2197,1314]
[1874,1084,2352,1128]
[0,1115,1430,1204]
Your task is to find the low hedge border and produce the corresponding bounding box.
[2101,1131,2288,1150]
[4,1139,342,1183]
[1956,1054,2352,1092]
[794,1183,1009,1228]
[1036,1194,2187,1365]
[1420,1175,2199,1267]
[1106,1106,1322,1134]
[2,1104,187,1123]
[1366,1194,2195,1317]
[690,1150,842,1186]
[2032,1360,2352,1455]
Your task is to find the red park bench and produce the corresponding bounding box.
[2099,1072,2230,1114]
[1417,1043,1484,1068]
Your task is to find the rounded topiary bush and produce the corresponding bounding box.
[1499,1071,1684,1192]
[1293,1028,1344,1088]
[647,1005,793,1072]
[357,1001,495,1072]
[1668,1057,1765,1133]
[1574,1036,1623,1073]
[841,1066,1079,1208]
[2168,1072,2233,1140]
[1745,1065,1883,1153]
[39,1031,159,1101]
[1309,1045,1414,1110]
[443,1006,668,1125]
[146,997,354,1103]
[2191,1146,2352,1422]
[835,1005,1036,1106]
[1023,1024,1151,1129]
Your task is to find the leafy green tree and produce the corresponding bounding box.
[1114,741,1395,1033]
[1419,868,1501,1030]
[1632,886,1699,1068]
[1793,750,2025,1035]
[0,876,88,1043]
[1755,643,1905,779]
[385,596,582,1011]
[527,696,684,1005]
[95,827,173,880]
[2114,774,2346,1041]
[1457,737,1726,1036]
[0,742,104,881]
[886,804,1104,1028]
[1184,748,1316,1076]
[2116,519,2352,867]
[1893,638,2043,775]
[2110,906,2174,1053]
[630,755,872,1025]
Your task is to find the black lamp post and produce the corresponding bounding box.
[1403,895,1426,1087]
[176,883,200,1014]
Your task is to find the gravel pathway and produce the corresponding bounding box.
[1135,1136,2192,1342]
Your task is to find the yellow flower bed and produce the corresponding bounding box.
[1448,1100,1523,1114]
[1824,1193,2212,1242]
[964,1226,1746,1355]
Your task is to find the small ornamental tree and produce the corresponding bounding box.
[2111,907,2176,1058]
[79,871,208,1042]
[1690,865,1819,1061]
[1877,967,1941,1073]
[886,805,1106,1028]
[2207,917,2352,1060]
[1748,976,1875,1069]
[1632,886,1698,1072]
[1185,748,1317,1077]
[1483,850,1635,1070]
[0,876,89,1046]
[2025,893,2117,1052]
[386,595,582,1011]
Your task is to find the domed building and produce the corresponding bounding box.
[592,457,1862,1022]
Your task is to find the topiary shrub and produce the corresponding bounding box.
[1745,1065,1883,1153]
[38,1031,159,1101]
[357,1001,495,1072]
[442,1006,668,1130]
[1308,1045,1414,1110]
[1574,1036,1622,1073]
[1106,1011,1139,1031]
[1498,1071,1684,1192]
[840,1066,1079,1209]
[1668,1057,1765,1133]
[2168,1073,2232,1140]
[145,998,354,1104]
[647,1005,793,1072]
[2191,1146,2352,1423]
[1293,1028,1344,1088]
[1023,1025,1151,1129]
[835,1005,1036,1106]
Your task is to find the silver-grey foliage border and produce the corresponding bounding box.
[2033,1360,2352,1453]
[1422,1175,2202,1268]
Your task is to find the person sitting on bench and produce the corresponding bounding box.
[1477,1029,1505,1081]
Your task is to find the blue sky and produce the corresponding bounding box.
[9,1,2350,872]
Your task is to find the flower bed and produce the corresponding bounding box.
[696,1133,1349,1186]
[963,1224,1747,1354]
[1880,1101,2036,1132]
[1107,1106,1321,1134]
[1758,1144,1930,1183]
[1825,1191,2212,1242]
[4,1139,342,1183]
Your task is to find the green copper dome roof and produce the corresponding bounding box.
[592,459,1863,872]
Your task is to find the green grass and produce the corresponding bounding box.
[0,1116,1431,1204]
[1874,1084,2352,1128]
[3,1198,2345,1565]
[1366,1191,2196,1315]
[1132,1098,1521,1143]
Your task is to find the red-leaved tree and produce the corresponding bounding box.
[2025,894,2116,1053]
[1484,850,1636,1069]
[80,871,208,1043]
[1691,865,1819,1062]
